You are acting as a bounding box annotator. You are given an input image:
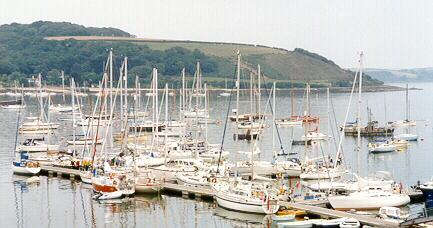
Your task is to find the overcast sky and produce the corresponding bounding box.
[1,0,432,69]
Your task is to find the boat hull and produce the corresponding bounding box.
[12,165,41,175]
[215,193,279,214]
[328,194,410,211]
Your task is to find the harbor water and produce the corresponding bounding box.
[1,82,432,227]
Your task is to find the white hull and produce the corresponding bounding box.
[12,165,41,175]
[2,105,26,109]
[94,191,123,200]
[300,132,329,141]
[369,143,397,153]
[80,172,93,184]
[135,184,161,193]
[328,191,410,210]
[300,169,343,180]
[391,120,416,127]
[276,120,303,126]
[215,192,279,214]
[16,144,59,152]
[175,174,211,188]
[394,134,418,141]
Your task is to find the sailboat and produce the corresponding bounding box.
[300,88,343,180]
[390,84,416,127]
[92,55,136,200]
[328,52,410,211]
[49,71,78,113]
[368,140,397,153]
[12,152,41,175]
[11,106,41,175]
[183,62,209,119]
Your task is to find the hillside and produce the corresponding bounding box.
[364,68,433,82]
[0,21,382,88]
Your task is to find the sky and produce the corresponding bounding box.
[0,0,432,69]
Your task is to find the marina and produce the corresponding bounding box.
[2,2,433,227]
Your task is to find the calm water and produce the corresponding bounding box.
[1,82,433,227]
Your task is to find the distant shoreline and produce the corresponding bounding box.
[0,85,413,94]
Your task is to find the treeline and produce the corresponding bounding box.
[0,21,223,86]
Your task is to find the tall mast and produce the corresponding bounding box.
[356,52,364,174]
[120,63,124,122]
[272,82,276,159]
[154,68,159,144]
[257,64,261,118]
[71,78,76,150]
[204,83,208,150]
[165,83,168,145]
[109,49,113,118]
[235,51,241,140]
[236,51,241,124]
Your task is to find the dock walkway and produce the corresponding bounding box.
[39,165,420,227]
[282,202,398,227]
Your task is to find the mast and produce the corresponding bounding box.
[154,68,159,144]
[165,83,168,145]
[38,74,43,121]
[71,78,76,150]
[204,83,208,150]
[181,68,185,118]
[236,51,241,125]
[196,61,201,107]
[272,82,276,159]
[120,63,124,123]
[356,52,364,174]
[124,57,128,122]
[257,64,261,119]
[109,49,113,118]
[250,72,253,117]
[61,70,66,104]
[405,83,409,121]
